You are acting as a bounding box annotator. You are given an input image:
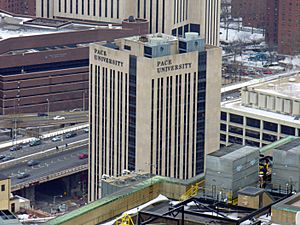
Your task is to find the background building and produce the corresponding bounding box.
[89,33,221,201]
[0,0,35,16]
[220,74,300,148]
[231,0,267,29]
[0,174,10,211]
[36,0,221,46]
[0,12,147,114]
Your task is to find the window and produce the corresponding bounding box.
[229,113,243,124]
[246,129,260,139]
[246,117,260,128]
[262,133,277,142]
[263,121,278,132]
[221,112,227,121]
[124,45,131,51]
[220,123,226,131]
[229,126,243,135]
[220,134,226,141]
[229,136,242,144]
[281,125,295,135]
[1,184,5,192]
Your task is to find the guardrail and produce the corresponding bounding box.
[0,139,88,170]
[11,164,88,191]
[0,123,88,149]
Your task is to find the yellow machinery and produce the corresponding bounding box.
[116,213,134,225]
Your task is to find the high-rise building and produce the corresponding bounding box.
[88,33,221,201]
[0,0,35,16]
[36,0,220,46]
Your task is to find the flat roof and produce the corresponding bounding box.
[248,73,300,99]
[0,12,121,41]
[221,99,300,125]
[208,144,258,160]
[272,193,300,213]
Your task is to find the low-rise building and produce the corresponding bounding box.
[0,11,148,114]
[221,74,300,148]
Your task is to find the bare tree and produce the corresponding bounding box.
[221,0,233,41]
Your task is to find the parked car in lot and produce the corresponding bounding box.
[9,145,22,151]
[27,160,40,166]
[0,155,5,160]
[65,132,77,139]
[2,156,15,162]
[53,115,65,120]
[52,136,62,142]
[79,153,88,159]
[17,172,30,179]
[29,139,42,147]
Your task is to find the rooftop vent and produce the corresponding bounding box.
[128,16,136,22]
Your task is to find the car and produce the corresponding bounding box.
[263,70,273,75]
[79,153,88,159]
[27,160,40,166]
[37,112,48,117]
[69,108,82,112]
[29,139,42,147]
[52,136,62,142]
[2,156,15,162]
[17,172,30,179]
[9,145,22,151]
[0,155,5,160]
[65,132,77,139]
[83,128,89,133]
[53,116,65,120]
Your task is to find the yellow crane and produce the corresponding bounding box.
[115,213,134,225]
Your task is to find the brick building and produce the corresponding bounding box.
[0,12,148,115]
[0,0,35,16]
[231,0,267,29]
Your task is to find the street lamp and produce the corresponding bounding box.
[46,98,50,120]
[53,195,63,205]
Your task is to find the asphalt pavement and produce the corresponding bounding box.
[0,146,88,186]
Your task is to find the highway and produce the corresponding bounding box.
[0,146,88,189]
[0,111,88,128]
[0,132,88,161]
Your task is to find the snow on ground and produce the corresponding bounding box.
[281,55,300,67]
[220,27,264,43]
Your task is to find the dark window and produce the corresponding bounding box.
[262,133,277,142]
[245,139,260,147]
[178,26,183,36]
[179,41,187,49]
[220,134,226,141]
[229,113,243,124]
[229,136,242,144]
[82,0,84,14]
[144,46,152,55]
[220,123,226,131]
[263,121,278,132]
[59,0,61,12]
[124,45,131,51]
[281,125,295,135]
[190,23,200,33]
[70,0,73,13]
[76,0,78,14]
[1,184,5,191]
[246,117,260,128]
[246,129,260,139]
[221,111,227,121]
[229,126,243,135]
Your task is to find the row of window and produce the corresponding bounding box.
[221,112,296,135]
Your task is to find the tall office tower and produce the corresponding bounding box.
[88,33,221,201]
[36,0,220,46]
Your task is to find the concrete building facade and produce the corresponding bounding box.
[220,74,300,148]
[36,0,221,46]
[0,175,10,211]
[89,33,221,201]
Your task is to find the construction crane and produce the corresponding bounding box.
[115,213,134,225]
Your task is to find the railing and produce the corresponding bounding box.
[11,164,88,191]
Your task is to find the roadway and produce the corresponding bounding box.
[0,111,88,128]
[0,132,88,161]
[0,146,88,188]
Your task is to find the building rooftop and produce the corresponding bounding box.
[0,12,121,41]
[221,99,300,124]
[272,193,300,213]
[245,73,300,100]
[275,138,300,152]
[208,144,258,160]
